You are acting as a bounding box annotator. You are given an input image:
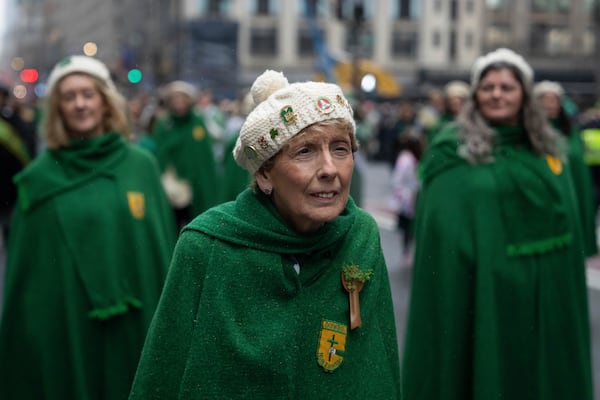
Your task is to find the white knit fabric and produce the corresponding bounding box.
[234,70,356,174]
[533,80,564,98]
[444,80,470,98]
[163,80,198,101]
[46,55,115,95]
[470,48,534,90]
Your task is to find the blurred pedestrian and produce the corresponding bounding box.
[217,89,253,203]
[426,80,470,145]
[129,70,401,399]
[402,48,593,399]
[388,130,423,267]
[0,86,32,249]
[0,55,176,400]
[153,81,219,230]
[534,80,597,257]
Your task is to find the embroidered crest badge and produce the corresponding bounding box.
[280,105,297,125]
[316,97,334,114]
[545,154,562,175]
[316,320,347,372]
[127,191,145,219]
[193,126,205,140]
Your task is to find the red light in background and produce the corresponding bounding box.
[20,68,39,83]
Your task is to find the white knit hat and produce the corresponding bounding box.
[444,80,470,98]
[163,80,197,102]
[533,80,564,98]
[234,70,355,174]
[470,48,534,90]
[46,55,115,95]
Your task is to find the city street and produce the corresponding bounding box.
[362,160,600,399]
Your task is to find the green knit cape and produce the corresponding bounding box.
[129,189,401,399]
[402,124,593,399]
[0,133,176,400]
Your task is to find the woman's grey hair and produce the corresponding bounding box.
[456,63,559,164]
[44,73,131,149]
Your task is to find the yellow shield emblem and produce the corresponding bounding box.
[545,154,562,175]
[316,320,347,372]
[193,126,205,140]
[127,192,145,219]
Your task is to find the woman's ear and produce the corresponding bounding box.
[255,169,273,195]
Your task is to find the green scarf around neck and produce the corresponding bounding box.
[15,132,127,211]
[187,189,357,255]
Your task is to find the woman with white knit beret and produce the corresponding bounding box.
[0,55,176,399]
[402,48,594,399]
[130,70,401,399]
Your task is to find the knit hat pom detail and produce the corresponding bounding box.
[251,70,289,105]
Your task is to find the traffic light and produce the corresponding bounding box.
[20,68,39,83]
[127,68,142,84]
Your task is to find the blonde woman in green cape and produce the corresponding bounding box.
[0,55,176,399]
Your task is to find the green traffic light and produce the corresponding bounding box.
[128,68,142,84]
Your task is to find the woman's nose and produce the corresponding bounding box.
[318,151,338,178]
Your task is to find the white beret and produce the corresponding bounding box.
[234,70,355,174]
[46,55,115,95]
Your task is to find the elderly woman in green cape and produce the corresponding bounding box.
[0,55,176,399]
[402,48,594,399]
[129,70,401,399]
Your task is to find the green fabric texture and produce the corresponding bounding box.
[218,133,252,203]
[153,110,220,216]
[0,133,177,399]
[129,189,401,399]
[554,121,598,257]
[403,125,593,399]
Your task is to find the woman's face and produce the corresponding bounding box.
[257,126,354,234]
[169,92,192,117]
[58,73,107,138]
[538,92,561,119]
[476,68,524,125]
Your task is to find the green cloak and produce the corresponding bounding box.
[0,133,176,400]
[153,110,220,216]
[129,190,401,399]
[401,125,593,399]
[557,122,597,257]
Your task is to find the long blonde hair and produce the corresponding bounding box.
[44,73,131,149]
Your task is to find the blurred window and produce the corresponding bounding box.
[251,0,278,16]
[486,0,509,9]
[434,0,442,13]
[392,0,421,19]
[298,0,328,17]
[250,27,277,55]
[392,30,418,56]
[465,31,474,48]
[466,0,475,14]
[532,0,571,12]
[201,0,231,16]
[298,27,317,55]
[432,30,441,47]
[451,0,458,20]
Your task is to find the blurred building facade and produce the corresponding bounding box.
[1,0,598,102]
